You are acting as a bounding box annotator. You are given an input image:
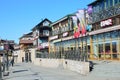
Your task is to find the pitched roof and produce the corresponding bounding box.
[31,18,52,31]
[19,32,33,39]
[51,14,75,26]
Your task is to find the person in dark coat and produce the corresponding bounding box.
[11,58,14,67]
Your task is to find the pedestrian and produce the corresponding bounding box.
[11,58,14,67]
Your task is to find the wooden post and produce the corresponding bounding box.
[110,34,113,60]
[90,36,93,59]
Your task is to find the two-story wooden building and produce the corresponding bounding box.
[49,14,87,60]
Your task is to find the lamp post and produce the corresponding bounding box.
[3,40,10,76]
[0,40,4,79]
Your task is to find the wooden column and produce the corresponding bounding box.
[90,36,93,59]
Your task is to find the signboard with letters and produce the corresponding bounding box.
[100,19,112,27]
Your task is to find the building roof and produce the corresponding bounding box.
[19,32,33,39]
[87,0,100,6]
[31,18,52,31]
[51,14,75,26]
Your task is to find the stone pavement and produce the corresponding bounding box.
[3,61,120,80]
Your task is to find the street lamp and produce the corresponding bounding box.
[0,41,4,79]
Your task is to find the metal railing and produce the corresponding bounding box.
[38,49,88,61]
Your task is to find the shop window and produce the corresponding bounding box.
[112,42,117,59]
[36,52,42,58]
[87,45,90,54]
[112,42,117,53]
[105,43,110,54]
[104,32,110,40]
[105,0,109,8]
[98,34,104,41]
[111,31,118,39]
[92,35,97,42]
[114,0,119,5]
[98,44,104,54]
[110,0,113,7]
[99,1,105,11]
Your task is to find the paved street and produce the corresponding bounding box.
[3,61,120,80]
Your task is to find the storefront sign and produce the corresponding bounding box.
[53,39,61,43]
[62,36,73,41]
[63,32,68,37]
[100,19,112,27]
[49,35,58,40]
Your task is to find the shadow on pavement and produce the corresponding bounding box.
[12,69,28,73]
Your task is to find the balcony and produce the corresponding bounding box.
[39,33,49,37]
[19,40,33,44]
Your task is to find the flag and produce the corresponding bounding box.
[86,25,92,31]
[87,6,92,14]
[72,16,80,38]
[76,10,86,35]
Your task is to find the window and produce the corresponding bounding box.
[104,33,110,40]
[98,34,104,41]
[105,43,110,54]
[99,1,105,11]
[93,35,97,41]
[36,52,42,58]
[43,21,50,26]
[110,0,113,6]
[106,0,109,8]
[114,0,119,5]
[43,30,49,36]
[112,42,117,53]
[98,44,104,54]
[111,31,118,39]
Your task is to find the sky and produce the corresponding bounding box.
[0,0,94,43]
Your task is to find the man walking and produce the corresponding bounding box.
[11,58,14,67]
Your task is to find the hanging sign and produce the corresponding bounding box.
[100,19,112,27]
[63,32,68,37]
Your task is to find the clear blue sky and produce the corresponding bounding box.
[0,0,94,43]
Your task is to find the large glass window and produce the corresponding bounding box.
[98,44,104,54]
[99,1,105,11]
[98,34,104,41]
[112,42,117,59]
[105,43,110,54]
[106,0,109,8]
[104,33,110,40]
[114,0,119,5]
[110,0,113,6]
[93,35,97,42]
[111,31,118,39]
[112,42,117,53]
